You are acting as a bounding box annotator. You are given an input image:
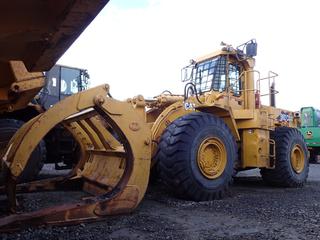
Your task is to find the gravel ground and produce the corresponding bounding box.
[1,164,320,239]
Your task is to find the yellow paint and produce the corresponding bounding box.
[241,129,270,168]
[291,144,305,173]
[3,85,151,207]
[197,137,227,179]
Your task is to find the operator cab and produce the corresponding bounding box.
[181,39,257,102]
[181,39,278,110]
[301,107,320,128]
[40,65,89,110]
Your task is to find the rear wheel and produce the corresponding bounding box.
[0,119,46,183]
[156,112,237,201]
[261,127,308,187]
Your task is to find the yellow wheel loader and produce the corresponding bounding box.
[0,39,308,231]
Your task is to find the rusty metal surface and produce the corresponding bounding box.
[0,185,140,231]
[0,1,109,113]
[0,85,151,231]
[0,61,45,113]
[0,0,109,72]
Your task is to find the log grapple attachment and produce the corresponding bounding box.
[0,85,151,231]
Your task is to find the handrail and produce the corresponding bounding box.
[256,71,279,94]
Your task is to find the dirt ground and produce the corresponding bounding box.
[2,164,320,240]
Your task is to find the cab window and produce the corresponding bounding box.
[194,56,227,93]
[228,63,241,96]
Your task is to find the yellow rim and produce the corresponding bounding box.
[290,144,305,174]
[197,137,227,179]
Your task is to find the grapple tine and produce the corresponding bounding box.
[0,175,83,195]
[0,186,140,231]
[0,85,151,232]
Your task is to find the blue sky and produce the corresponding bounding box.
[58,0,320,111]
[112,0,149,9]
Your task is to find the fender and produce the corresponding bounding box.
[151,101,240,166]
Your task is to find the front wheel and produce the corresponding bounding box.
[156,112,237,201]
[261,127,309,187]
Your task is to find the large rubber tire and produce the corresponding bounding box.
[261,127,309,187]
[0,119,46,183]
[156,112,237,201]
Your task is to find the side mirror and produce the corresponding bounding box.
[246,41,257,57]
[181,62,195,82]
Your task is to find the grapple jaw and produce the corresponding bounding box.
[0,85,151,231]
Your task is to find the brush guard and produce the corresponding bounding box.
[0,84,151,231]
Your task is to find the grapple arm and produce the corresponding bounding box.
[0,84,151,231]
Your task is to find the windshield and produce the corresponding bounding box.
[182,56,227,94]
[60,67,83,96]
[301,108,315,127]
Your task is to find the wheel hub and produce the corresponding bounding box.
[197,137,227,179]
[291,144,305,174]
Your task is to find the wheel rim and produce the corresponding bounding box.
[290,144,305,174]
[197,137,227,179]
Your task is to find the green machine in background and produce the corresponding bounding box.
[300,107,320,163]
